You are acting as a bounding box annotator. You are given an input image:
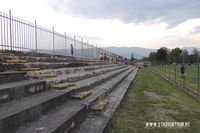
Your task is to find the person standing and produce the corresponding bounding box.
[180,64,185,79]
[100,53,103,60]
[71,44,74,56]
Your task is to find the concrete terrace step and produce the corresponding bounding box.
[91,99,109,112]
[0,71,27,84]
[0,52,100,63]
[1,61,112,71]
[0,65,124,104]
[4,60,27,63]
[0,50,103,62]
[20,68,41,71]
[52,83,76,90]
[0,66,130,133]
[26,64,120,79]
[15,67,135,133]
[71,90,92,100]
[77,67,138,133]
[46,65,126,88]
[26,62,110,69]
[16,100,87,133]
[0,80,46,104]
[82,67,135,108]
[0,51,104,65]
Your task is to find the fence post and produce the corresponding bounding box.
[81,38,83,57]
[198,56,200,94]
[95,44,97,58]
[3,12,6,50]
[173,57,176,81]
[169,63,170,79]
[183,53,185,87]
[52,27,55,55]
[64,32,67,54]
[175,64,177,82]
[163,64,165,75]
[34,20,37,53]
[74,35,76,56]
[87,41,89,57]
[167,55,170,79]
[9,10,12,51]
[0,12,3,50]
[92,42,94,58]
[96,44,97,58]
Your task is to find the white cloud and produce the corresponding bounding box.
[49,0,200,27]
[0,0,200,49]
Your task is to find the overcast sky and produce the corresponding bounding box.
[0,0,200,48]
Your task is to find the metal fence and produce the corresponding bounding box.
[150,58,200,95]
[0,10,115,58]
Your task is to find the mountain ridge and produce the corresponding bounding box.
[103,46,156,59]
[103,46,200,59]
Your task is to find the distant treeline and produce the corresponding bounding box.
[144,47,200,64]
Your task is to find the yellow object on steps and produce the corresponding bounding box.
[71,90,92,100]
[6,60,27,63]
[20,67,40,71]
[52,83,75,90]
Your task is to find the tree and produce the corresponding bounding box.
[155,47,168,63]
[170,48,182,57]
[192,48,199,56]
[182,49,189,63]
[182,49,188,56]
[170,47,182,63]
[149,52,156,63]
[189,48,200,63]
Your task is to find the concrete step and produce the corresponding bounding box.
[91,99,109,112]
[71,90,92,100]
[26,62,110,69]
[26,64,120,79]
[77,67,138,133]
[46,65,126,88]
[1,61,111,72]
[52,83,76,90]
[20,67,41,71]
[0,65,125,104]
[0,80,46,104]
[0,66,130,133]
[81,67,135,109]
[4,59,27,63]
[0,52,15,57]
[0,52,100,63]
[0,71,27,84]
[50,66,124,90]
[15,67,134,133]
[16,100,87,133]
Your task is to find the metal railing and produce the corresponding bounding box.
[0,10,115,58]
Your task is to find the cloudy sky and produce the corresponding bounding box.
[0,0,200,48]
